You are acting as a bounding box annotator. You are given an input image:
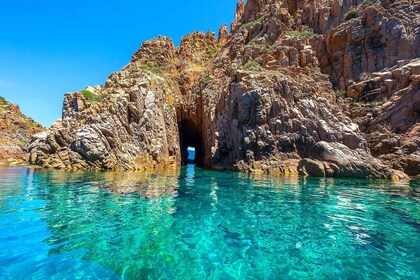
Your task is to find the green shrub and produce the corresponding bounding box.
[141,65,163,75]
[208,48,218,55]
[242,60,261,71]
[284,30,314,39]
[0,96,9,105]
[256,15,266,23]
[242,21,254,29]
[25,119,37,127]
[344,9,357,21]
[241,15,266,29]
[81,90,103,103]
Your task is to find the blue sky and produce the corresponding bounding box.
[0,0,238,127]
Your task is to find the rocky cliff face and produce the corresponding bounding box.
[0,96,43,165]
[29,0,419,178]
[302,0,420,176]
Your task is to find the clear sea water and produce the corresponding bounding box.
[0,166,419,280]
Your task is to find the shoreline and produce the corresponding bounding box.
[2,162,417,181]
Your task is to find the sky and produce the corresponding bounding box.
[0,0,238,127]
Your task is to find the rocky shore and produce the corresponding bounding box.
[28,0,419,179]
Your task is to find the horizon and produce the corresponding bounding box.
[0,0,238,127]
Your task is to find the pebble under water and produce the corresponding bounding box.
[0,166,419,279]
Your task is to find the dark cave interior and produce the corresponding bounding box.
[179,119,204,166]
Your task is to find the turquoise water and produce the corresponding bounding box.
[0,166,419,279]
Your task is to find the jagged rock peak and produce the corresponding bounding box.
[179,31,216,47]
[232,0,246,30]
[177,31,218,61]
[218,24,229,45]
[235,0,245,21]
[131,36,175,66]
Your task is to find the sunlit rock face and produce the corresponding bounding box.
[0,97,43,165]
[29,0,419,179]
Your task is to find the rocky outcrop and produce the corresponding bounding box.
[0,96,43,165]
[218,25,229,45]
[313,0,419,89]
[297,0,419,176]
[284,0,420,176]
[29,0,419,179]
[339,59,420,175]
[28,33,218,170]
[29,41,181,170]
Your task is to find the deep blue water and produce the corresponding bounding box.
[0,166,419,279]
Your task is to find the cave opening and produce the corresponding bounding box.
[187,147,196,163]
[179,119,204,166]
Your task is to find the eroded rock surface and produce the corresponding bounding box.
[29,0,419,178]
[340,59,420,175]
[304,0,419,176]
[29,39,181,170]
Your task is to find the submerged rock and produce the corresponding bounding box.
[29,0,419,179]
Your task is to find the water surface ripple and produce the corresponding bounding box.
[0,166,419,279]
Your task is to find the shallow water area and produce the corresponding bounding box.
[0,165,419,279]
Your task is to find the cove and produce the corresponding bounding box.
[0,166,419,279]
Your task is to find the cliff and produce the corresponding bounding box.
[29,0,419,178]
[0,96,44,165]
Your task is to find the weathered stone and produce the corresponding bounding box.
[27,0,418,179]
[0,98,44,165]
[299,159,326,177]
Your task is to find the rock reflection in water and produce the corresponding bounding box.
[33,166,181,199]
[100,168,180,199]
[32,167,182,277]
[0,166,418,279]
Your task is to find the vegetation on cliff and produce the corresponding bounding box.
[28,0,419,178]
[0,96,44,165]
